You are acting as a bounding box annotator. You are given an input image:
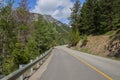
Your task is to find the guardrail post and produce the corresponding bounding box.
[30,60,33,75]
[40,55,43,65]
[19,65,23,80]
[36,57,39,68]
[42,54,45,62]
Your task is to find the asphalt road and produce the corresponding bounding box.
[40,46,120,80]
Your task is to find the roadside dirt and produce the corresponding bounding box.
[75,35,110,56]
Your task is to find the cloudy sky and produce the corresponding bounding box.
[14,0,85,24]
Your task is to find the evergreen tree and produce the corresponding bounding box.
[68,0,81,46]
[69,0,81,30]
[0,1,18,75]
[78,0,120,35]
[0,1,17,59]
[112,0,120,29]
[79,0,98,34]
[98,0,114,33]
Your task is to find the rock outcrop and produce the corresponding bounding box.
[107,30,120,57]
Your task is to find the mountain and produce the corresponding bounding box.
[43,14,70,34]
[43,15,63,26]
[32,13,70,33]
[32,13,70,45]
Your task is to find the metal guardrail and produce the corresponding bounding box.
[1,48,53,80]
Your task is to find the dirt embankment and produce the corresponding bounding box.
[75,30,120,58]
[75,35,110,56]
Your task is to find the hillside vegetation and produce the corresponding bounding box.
[68,0,120,58]
[0,0,69,75]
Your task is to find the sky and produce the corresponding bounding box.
[14,0,85,24]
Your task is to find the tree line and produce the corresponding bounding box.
[69,0,120,46]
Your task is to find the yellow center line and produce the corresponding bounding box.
[62,49,113,80]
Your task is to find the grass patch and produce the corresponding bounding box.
[79,48,91,54]
[105,31,115,36]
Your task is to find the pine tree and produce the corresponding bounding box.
[0,1,17,59]
[112,0,120,29]
[98,0,114,33]
[79,0,98,35]
[69,0,81,30]
[0,1,18,75]
[68,0,81,46]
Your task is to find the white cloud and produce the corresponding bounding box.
[31,0,73,23]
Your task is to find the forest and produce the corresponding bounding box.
[69,0,120,57]
[70,0,120,35]
[0,0,69,76]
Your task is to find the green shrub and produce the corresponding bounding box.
[12,43,30,65]
[2,57,16,75]
[26,38,39,59]
[81,35,88,47]
[68,29,80,47]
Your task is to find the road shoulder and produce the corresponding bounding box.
[29,49,55,80]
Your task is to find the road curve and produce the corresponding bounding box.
[40,46,120,80]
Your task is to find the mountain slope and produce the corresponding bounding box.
[43,14,70,33]
[32,13,70,34]
[32,13,70,45]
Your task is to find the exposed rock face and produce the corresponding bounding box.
[43,15,64,26]
[31,13,69,27]
[107,30,120,57]
[32,13,39,21]
[75,35,110,56]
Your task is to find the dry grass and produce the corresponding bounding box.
[76,35,110,57]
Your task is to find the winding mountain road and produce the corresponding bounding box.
[30,46,120,80]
